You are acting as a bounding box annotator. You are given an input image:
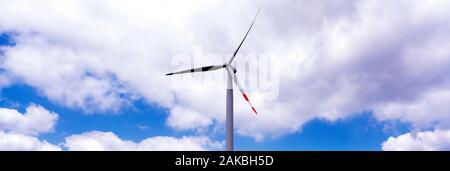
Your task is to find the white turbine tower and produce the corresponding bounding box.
[166,9,260,151]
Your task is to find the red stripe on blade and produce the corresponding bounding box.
[252,107,258,114]
[242,94,249,101]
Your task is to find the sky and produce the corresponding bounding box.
[1,0,450,151]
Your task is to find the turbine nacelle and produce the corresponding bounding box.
[166,63,256,114]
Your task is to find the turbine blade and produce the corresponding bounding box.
[226,66,258,114]
[227,8,260,65]
[166,65,225,76]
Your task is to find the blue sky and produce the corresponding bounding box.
[1,1,450,151]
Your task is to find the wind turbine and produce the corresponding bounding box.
[166,9,260,151]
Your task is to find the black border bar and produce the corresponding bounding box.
[1,151,449,169]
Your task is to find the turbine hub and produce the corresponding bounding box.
[225,64,237,73]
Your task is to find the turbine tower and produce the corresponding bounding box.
[166,9,260,151]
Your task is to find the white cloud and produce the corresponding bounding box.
[64,131,223,151]
[64,131,135,151]
[166,106,213,131]
[0,0,450,141]
[374,88,450,129]
[0,104,58,135]
[382,129,450,151]
[1,35,137,112]
[0,103,221,151]
[137,135,223,151]
[0,105,60,151]
[0,73,12,88]
[0,130,61,151]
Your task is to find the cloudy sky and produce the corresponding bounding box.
[1,0,450,151]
